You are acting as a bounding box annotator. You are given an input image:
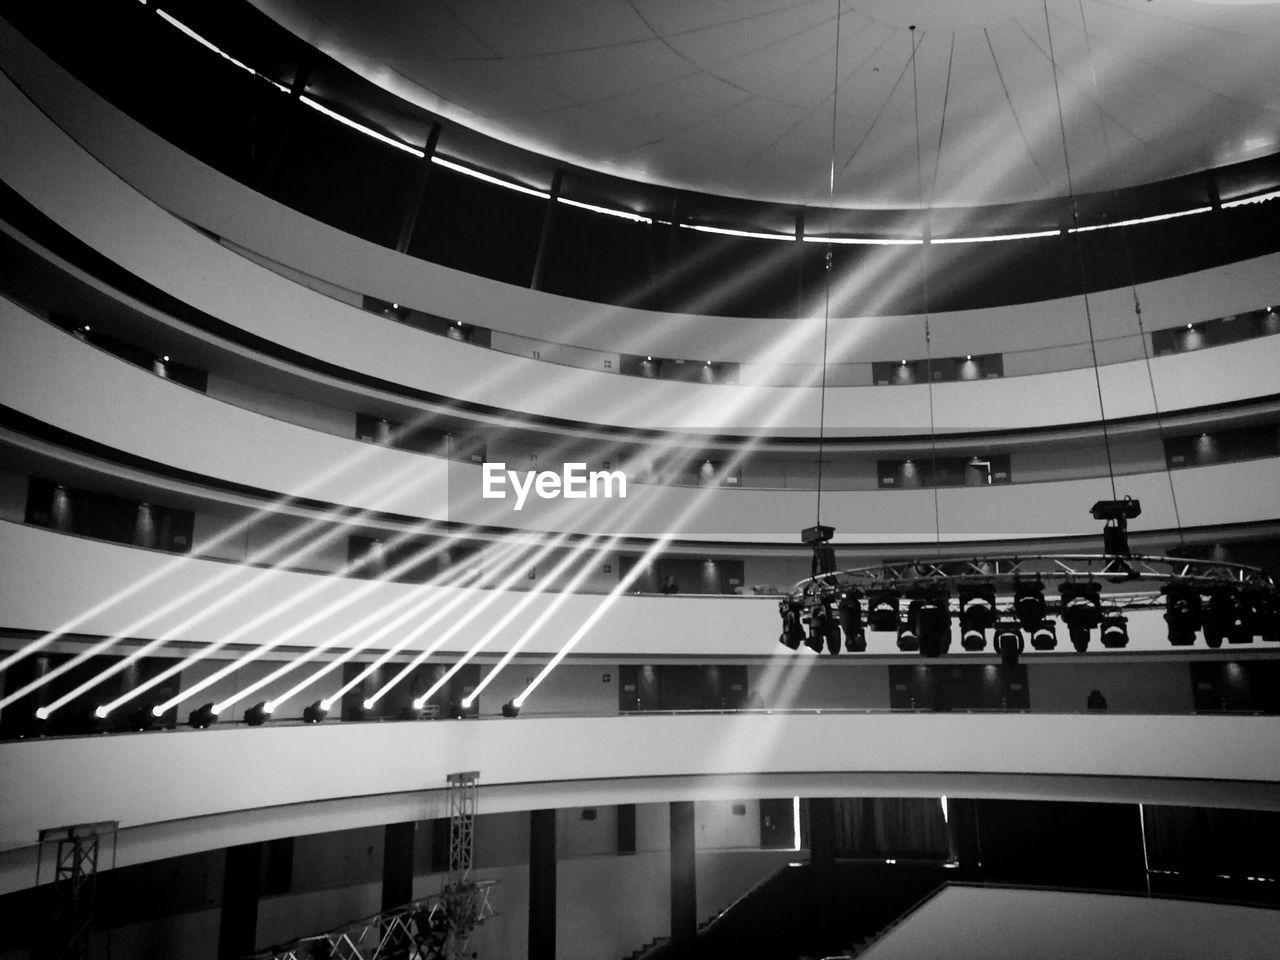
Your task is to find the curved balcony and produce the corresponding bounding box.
[7,297,1280,541]
[0,36,1278,414]
[1,711,1277,895]
[3,3,1280,324]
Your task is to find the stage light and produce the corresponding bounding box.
[188,703,217,729]
[778,600,805,650]
[1100,613,1129,648]
[1013,579,1046,631]
[245,702,270,726]
[896,620,919,652]
[910,592,951,658]
[867,591,900,631]
[1255,590,1280,643]
[1162,583,1202,646]
[502,701,520,718]
[803,603,828,653]
[838,592,866,652]
[1030,620,1058,651]
[398,704,424,721]
[1059,581,1102,652]
[808,602,841,654]
[994,619,1024,667]
[959,584,995,651]
[1204,589,1238,648]
[302,700,327,723]
[447,701,466,720]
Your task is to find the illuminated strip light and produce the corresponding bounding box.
[154,11,288,93]
[365,531,575,708]
[932,229,1061,244]
[802,235,924,246]
[213,542,495,715]
[1221,188,1280,209]
[793,797,802,852]
[1067,206,1213,234]
[679,223,795,242]
[299,96,425,158]
[463,535,616,707]
[434,532,606,709]
[430,156,549,199]
[557,197,653,223]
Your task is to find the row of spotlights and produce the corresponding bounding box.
[783,579,1279,657]
[782,581,1133,660]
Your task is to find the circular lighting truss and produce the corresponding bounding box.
[780,553,1280,658]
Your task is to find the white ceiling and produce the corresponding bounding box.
[249,0,1280,208]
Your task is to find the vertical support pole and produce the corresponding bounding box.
[669,801,696,956]
[528,809,557,960]
[218,842,262,960]
[807,797,836,944]
[949,798,982,882]
[396,122,443,253]
[382,821,416,912]
[529,170,563,290]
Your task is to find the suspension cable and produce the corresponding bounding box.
[815,0,842,524]
[1072,0,1186,545]
[1042,0,1118,500]
[909,26,943,555]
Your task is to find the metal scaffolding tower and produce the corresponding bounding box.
[434,771,493,960]
[35,821,117,960]
[446,771,478,884]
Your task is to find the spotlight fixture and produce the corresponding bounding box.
[302,700,327,723]
[1030,620,1058,651]
[1162,583,1202,646]
[867,590,901,631]
[502,701,520,718]
[1013,579,1046,631]
[447,701,466,719]
[187,703,217,729]
[803,603,830,653]
[1254,590,1280,643]
[909,591,951,658]
[994,618,1024,667]
[896,619,919,653]
[398,704,424,721]
[838,591,866,652]
[1203,589,1238,648]
[1100,612,1129,648]
[245,702,270,726]
[778,600,805,650]
[959,583,996,651]
[1060,581,1102,652]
